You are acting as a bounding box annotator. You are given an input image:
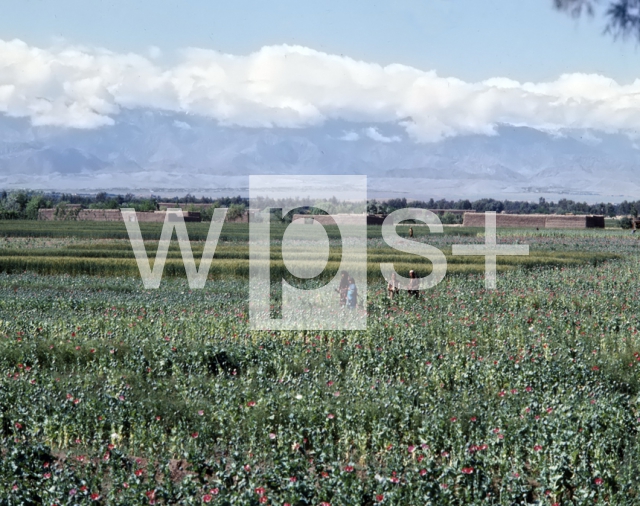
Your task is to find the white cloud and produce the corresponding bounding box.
[1,38,640,141]
[173,119,191,130]
[364,127,401,143]
[340,131,360,141]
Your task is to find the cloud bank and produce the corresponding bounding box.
[1,38,640,142]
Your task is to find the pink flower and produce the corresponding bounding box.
[594,477,604,485]
[461,467,474,474]
[202,494,212,503]
[533,445,542,452]
[327,413,335,419]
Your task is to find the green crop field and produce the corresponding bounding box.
[1,221,640,505]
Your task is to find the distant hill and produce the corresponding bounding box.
[0,110,638,201]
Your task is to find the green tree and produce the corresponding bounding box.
[25,195,48,220]
[227,203,246,221]
[555,0,640,41]
[14,191,29,213]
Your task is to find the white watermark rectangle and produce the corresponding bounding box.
[249,175,368,330]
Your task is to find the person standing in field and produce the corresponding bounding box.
[408,270,420,298]
[409,227,414,238]
[347,276,358,309]
[387,272,399,300]
[337,271,349,307]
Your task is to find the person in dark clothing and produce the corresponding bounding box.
[408,270,420,298]
[337,271,349,307]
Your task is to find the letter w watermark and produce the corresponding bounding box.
[121,208,227,289]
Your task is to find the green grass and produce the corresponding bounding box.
[0,221,637,504]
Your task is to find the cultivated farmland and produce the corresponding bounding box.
[0,221,639,505]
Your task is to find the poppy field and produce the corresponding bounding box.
[0,225,639,505]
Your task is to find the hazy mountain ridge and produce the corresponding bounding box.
[0,110,638,201]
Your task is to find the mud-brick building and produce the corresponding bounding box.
[462,213,604,229]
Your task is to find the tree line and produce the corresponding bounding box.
[1,190,638,221]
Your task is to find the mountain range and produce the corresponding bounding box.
[0,110,638,202]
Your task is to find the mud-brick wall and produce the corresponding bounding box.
[544,215,587,228]
[462,213,604,229]
[463,213,547,228]
[38,209,56,220]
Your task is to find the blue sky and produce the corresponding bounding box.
[1,0,637,82]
